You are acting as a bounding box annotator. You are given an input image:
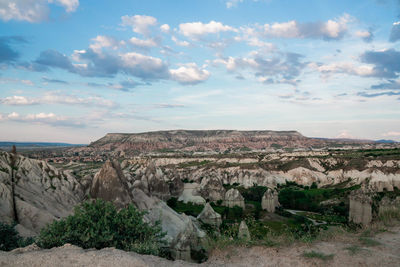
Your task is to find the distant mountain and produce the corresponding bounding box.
[0,141,85,149]
[85,129,379,154]
[375,139,398,143]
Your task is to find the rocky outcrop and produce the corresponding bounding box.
[223,189,245,209]
[261,188,280,213]
[378,196,400,215]
[169,176,184,197]
[90,160,132,209]
[199,176,225,201]
[0,151,85,236]
[238,221,251,241]
[178,183,206,204]
[131,188,206,261]
[197,203,222,228]
[349,189,373,226]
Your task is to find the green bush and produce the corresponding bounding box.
[0,222,34,251]
[37,200,165,256]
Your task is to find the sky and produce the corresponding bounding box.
[1,0,400,143]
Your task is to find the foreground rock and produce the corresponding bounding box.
[90,160,132,209]
[197,203,222,228]
[349,189,373,226]
[0,151,85,236]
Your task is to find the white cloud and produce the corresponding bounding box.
[160,24,170,33]
[170,63,210,85]
[308,62,374,77]
[171,36,190,47]
[89,35,124,53]
[336,130,354,139]
[0,0,79,22]
[355,30,371,38]
[263,14,351,40]
[0,93,117,108]
[179,20,235,39]
[129,37,157,48]
[121,15,157,35]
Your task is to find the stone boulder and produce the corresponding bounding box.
[197,203,222,228]
[90,160,132,209]
[238,220,251,241]
[199,176,226,201]
[349,189,373,226]
[261,188,280,213]
[178,183,206,205]
[131,188,206,261]
[223,189,245,209]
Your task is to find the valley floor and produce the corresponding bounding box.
[1,226,399,267]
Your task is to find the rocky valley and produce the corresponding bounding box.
[0,131,400,266]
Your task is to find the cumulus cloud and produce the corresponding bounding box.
[121,15,157,36]
[0,36,26,63]
[389,21,400,42]
[0,111,84,128]
[360,49,400,78]
[129,37,157,48]
[355,29,373,42]
[170,63,210,85]
[214,51,306,85]
[179,20,235,39]
[0,0,79,22]
[160,24,170,33]
[263,14,351,40]
[171,36,190,47]
[308,61,374,77]
[89,35,125,53]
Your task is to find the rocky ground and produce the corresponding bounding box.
[1,226,399,267]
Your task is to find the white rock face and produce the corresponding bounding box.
[178,183,206,204]
[131,188,206,261]
[197,203,222,228]
[349,190,373,226]
[238,220,251,241]
[0,151,85,235]
[223,189,245,209]
[261,188,279,213]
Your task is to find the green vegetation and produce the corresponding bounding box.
[302,250,334,261]
[344,245,365,255]
[358,237,380,247]
[0,222,34,251]
[37,200,165,256]
[178,160,211,168]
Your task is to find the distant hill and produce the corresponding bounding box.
[85,129,381,154]
[375,139,398,143]
[0,141,85,151]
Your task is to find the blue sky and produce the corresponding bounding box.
[1,0,400,143]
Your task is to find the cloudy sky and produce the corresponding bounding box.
[1,0,400,143]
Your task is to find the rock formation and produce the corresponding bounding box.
[349,189,373,226]
[0,151,85,236]
[197,203,222,228]
[261,188,280,213]
[131,188,206,261]
[178,183,206,204]
[238,220,251,241]
[223,189,245,209]
[90,160,132,209]
[199,176,225,201]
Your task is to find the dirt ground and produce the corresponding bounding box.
[1,226,399,267]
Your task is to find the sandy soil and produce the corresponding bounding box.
[1,227,399,267]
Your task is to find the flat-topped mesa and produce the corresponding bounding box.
[87,130,317,153]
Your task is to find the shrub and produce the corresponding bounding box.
[37,200,165,256]
[0,222,34,251]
